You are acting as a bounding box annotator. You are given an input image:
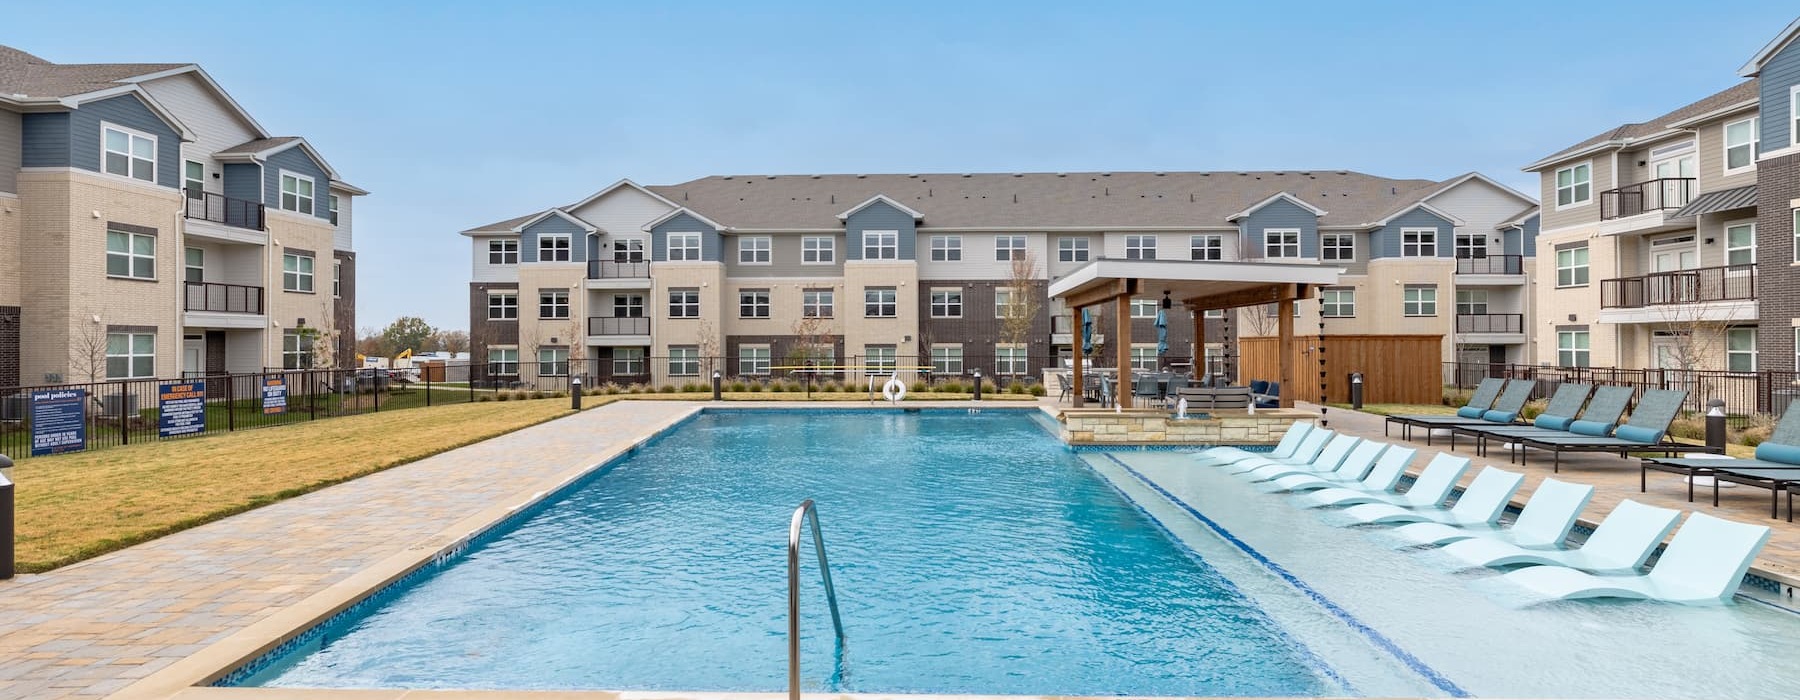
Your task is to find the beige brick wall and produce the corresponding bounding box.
[650,261,726,354]
[1533,225,1614,366]
[841,261,919,360]
[0,192,19,308]
[513,263,586,382]
[721,277,847,339]
[265,211,342,369]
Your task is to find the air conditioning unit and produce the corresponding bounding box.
[99,393,140,419]
[0,394,24,421]
[1773,389,1800,418]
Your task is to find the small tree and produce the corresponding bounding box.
[998,250,1044,380]
[695,319,720,377]
[69,315,110,383]
[788,314,835,381]
[380,316,437,355]
[438,329,470,356]
[291,325,336,369]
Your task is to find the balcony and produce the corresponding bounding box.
[1600,178,1693,221]
[185,189,265,231]
[1600,265,1755,309]
[588,316,651,336]
[1455,313,1523,334]
[588,260,651,278]
[184,282,264,314]
[1455,255,1523,275]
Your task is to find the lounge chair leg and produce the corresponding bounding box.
[1773,490,1780,520]
[1713,474,1719,507]
[1640,466,1646,493]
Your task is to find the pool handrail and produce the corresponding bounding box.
[789,499,845,700]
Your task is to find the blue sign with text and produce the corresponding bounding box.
[30,388,87,456]
[158,381,206,438]
[261,377,288,415]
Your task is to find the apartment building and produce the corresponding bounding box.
[1743,19,1800,371]
[461,171,1536,386]
[0,45,364,391]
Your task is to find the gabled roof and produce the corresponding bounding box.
[1224,191,1328,222]
[1420,171,1537,207]
[0,45,184,100]
[215,136,341,180]
[1367,201,1466,228]
[1497,205,1541,230]
[1739,17,1800,77]
[835,194,925,221]
[461,210,545,236]
[565,178,682,213]
[643,206,728,233]
[1526,80,1761,171]
[513,208,598,234]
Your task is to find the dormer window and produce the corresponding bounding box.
[538,234,571,262]
[1555,163,1591,208]
[102,124,156,182]
[279,171,315,215]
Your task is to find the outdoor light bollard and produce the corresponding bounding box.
[1,453,14,580]
[1706,399,1727,453]
[1350,372,1365,410]
[570,376,582,410]
[712,370,723,401]
[972,369,982,402]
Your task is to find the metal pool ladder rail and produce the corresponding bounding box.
[788,498,846,700]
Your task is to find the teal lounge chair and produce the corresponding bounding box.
[1392,477,1594,548]
[1517,389,1721,471]
[1642,408,1800,518]
[1447,383,1593,454]
[1456,385,1634,461]
[1440,499,1679,574]
[1384,377,1507,441]
[1502,512,1771,605]
[1238,435,1362,481]
[1195,422,1311,465]
[1300,453,1471,509]
[1264,441,1388,492]
[1222,430,1335,473]
[1336,466,1524,526]
[1389,379,1536,445]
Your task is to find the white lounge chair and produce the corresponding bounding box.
[1222,430,1335,473]
[1392,477,1594,548]
[1240,435,1363,481]
[1299,453,1472,509]
[1439,499,1680,574]
[1335,466,1524,526]
[1265,441,1388,492]
[1501,512,1772,605]
[1195,422,1312,465]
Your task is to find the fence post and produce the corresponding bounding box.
[226,376,236,431]
[373,374,380,412]
[426,370,433,407]
[118,382,130,445]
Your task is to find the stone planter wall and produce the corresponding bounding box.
[1058,408,1315,446]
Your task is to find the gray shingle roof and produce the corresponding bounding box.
[1497,204,1540,230]
[462,210,549,235]
[1531,80,1760,169]
[0,44,184,100]
[217,137,300,155]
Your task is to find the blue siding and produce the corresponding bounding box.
[519,213,590,263]
[1369,207,1456,258]
[1520,213,1540,258]
[1760,40,1800,149]
[262,146,333,221]
[20,112,70,167]
[222,163,262,203]
[1237,197,1320,257]
[649,212,722,262]
[69,95,182,188]
[843,200,917,261]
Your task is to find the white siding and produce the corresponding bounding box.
[917,232,1047,281]
[471,235,519,283]
[1428,178,1536,254]
[139,72,260,194]
[330,187,355,251]
[567,185,674,244]
[1046,234,1097,279]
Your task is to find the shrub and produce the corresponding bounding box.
[659,385,677,394]
[911,381,929,394]
[553,390,570,398]
[1738,413,1775,447]
[495,392,511,402]
[1442,387,1473,408]
[1029,384,1047,397]
[1667,415,1706,441]
[476,393,494,402]
[1519,399,1547,421]
[729,381,748,392]
[941,381,965,394]
[981,381,998,394]
[630,384,648,394]
[769,382,787,393]
[1007,383,1027,395]
[787,381,805,392]
[530,390,547,400]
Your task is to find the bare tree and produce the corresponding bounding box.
[695,319,720,377]
[789,314,835,381]
[1652,303,1735,371]
[439,329,470,356]
[1240,304,1282,338]
[565,319,587,381]
[998,250,1044,374]
[69,315,109,382]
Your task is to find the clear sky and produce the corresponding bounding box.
[6,1,1796,331]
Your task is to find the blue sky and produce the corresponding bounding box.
[6,1,1796,331]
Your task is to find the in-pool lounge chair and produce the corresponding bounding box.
[1387,379,1535,445]
[1195,421,1312,465]
[1264,441,1391,492]
[1237,435,1363,481]
[1335,466,1524,526]
[1447,383,1594,454]
[1454,386,1634,462]
[1221,430,1336,474]
[1502,512,1771,605]
[1276,445,1418,497]
[1384,377,1504,439]
[1391,477,1594,548]
[1516,389,1722,470]
[1641,408,1800,519]
[1440,499,1680,574]
[1300,453,1472,509]
[1249,439,1382,485]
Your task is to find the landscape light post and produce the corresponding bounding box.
[1,453,14,580]
[570,376,582,411]
[1706,399,1726,453]
[973,369,983,402]
[712,370,723,401]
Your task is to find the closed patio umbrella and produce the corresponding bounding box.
[1155,308,1168,357]
[1082,308,1094,355]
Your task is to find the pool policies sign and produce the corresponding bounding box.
[30,388,87,456]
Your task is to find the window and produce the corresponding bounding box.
[1403,285,1437,316]
[864,345,896,376]
[613,347,645,375]
[865,287,897,317]
[333,260,342,298]
[739,289,770,318]
[739,346,771,376]
[669,289,700,318]
[488,239,519,264]
[1793,85,1800,147]
[488,347,519,375]
[106,228,155,279]
[184,247,204,283]
[1124,235,1156,260]
[995,287,1025,318]
[539,290,569,319]
[1321,288,1354,317]
[106,332,155,379]
[1556,246,1590,287]
[802,236,835,263]
[1455,289,1489,315]
[282,253,314,292]
[1130,299,1157,318]
[931,345,964,375]
[930,235,962,261]
[612,294,644,317]
[1321,233,1354,261]
[1189,235,1223,261]
[279,171,315,215]
[668,346,700,376]
[667,232,702,261]
[1401,229,1437,257]
[863,230,898,260]
[613,239,646,262]
[930,289,962,318]
[996,235,1026,261]
[1725,116,1760,172]
[1726,222,1756,266]
[1557,330,1590,368]
[996,345,1029,375]
[184,160,204,196]
[1454,233,1486,259]
[1555,163,1591,207]
[1059,237,1090,262]
[102,125,155,181]
[538,234,571,262]
[738,236,771,264]
[1129,346,1157,372]
[1263,229,1301,258]
[802,289,834,318]
[328,194,341,226]
[487,292,517,320]
[1726,328,1757,372]
[1795,210,1800,262]
[280,330,314,370]
[1204,309,1225,319]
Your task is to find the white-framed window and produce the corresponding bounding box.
[1556,246,1590,287]
[1124,235,1157,260]
[1454,232,1486,259]
[487,292,518,320]
[279,171,315,215]
[106,228,156,279]
[538,348,570,376]
[1726,221,1756,266]
[1724,116,1760,173]
[668,346,700,376]
[668,289,700,318]
[930,235,962,261]
[802,289,833,318]
[1726,327,1757,372]
[184,246,204,283]
[738,236,771,264]
[739,345,771,376]
[488,239,519,264]
[1403,285,1437,316]
[863,230,898,260]
[333,260,342,298]
[1321,288,1354,317]
[930,289,962,318]
[667,232,702,261]
[613,238,646,262]
[802,236,835,263]
[864,345,897,376]
[1130,299,1157,318]
[1204,309,1225,318]
[1557,330,1590,368]
[1059,237,1089,262]
[995,235,1027,261]
[612,347,645,375]
[282,253,314,292]
[1321,233,1354,261]
[487,347,519,375]
[1455,289,1489,315]
[1555,162,1592,208]
[1190,234,1223,261]
[1401,228,1437,257]
[539,289,569,319]
[612,294,644,318]
[994,287,1026,318]
[102,124,156,182]
[537,233,571,262]
[931,345,964,375]
[739,289,770,318]
[1263,229,1300,258]
[1792,85,1800,147]
[328,194,341,226]
[996,345,1029,375]
[184,160,204,195]
[106,332,155,379]
[865,287,897,317]
[1129,346,1157,372]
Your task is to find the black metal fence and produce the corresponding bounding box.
[1442,361,1798,426]
[1600,177,1693,220]
[184,189,265,231]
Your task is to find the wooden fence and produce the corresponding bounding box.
[1238,334,1443,405]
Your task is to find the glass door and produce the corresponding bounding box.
[1652,154,1696,208]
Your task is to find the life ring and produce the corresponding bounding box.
[881,375,907,402]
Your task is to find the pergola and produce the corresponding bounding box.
[1047,260,1345,409]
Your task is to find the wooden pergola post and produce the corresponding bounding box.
[1278,284,1296,409]
[1071,305,1085,408]
[1191,307,1205,378]
[1115,294,1132,408]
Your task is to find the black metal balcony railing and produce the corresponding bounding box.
[1455,313,1524,333]
[185,189,265,231]
[587,260,651,279]
[1455,254,1523,275]
[588,316,651,335]
[1600,177,1694,220]
[1600,264,1756,309]
[184,282,264,314]
[1051,315,1074,334]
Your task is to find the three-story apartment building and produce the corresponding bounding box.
[0,45,364,392]
[462,171,1535,386]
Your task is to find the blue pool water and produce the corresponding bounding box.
[246,409,1343,696]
